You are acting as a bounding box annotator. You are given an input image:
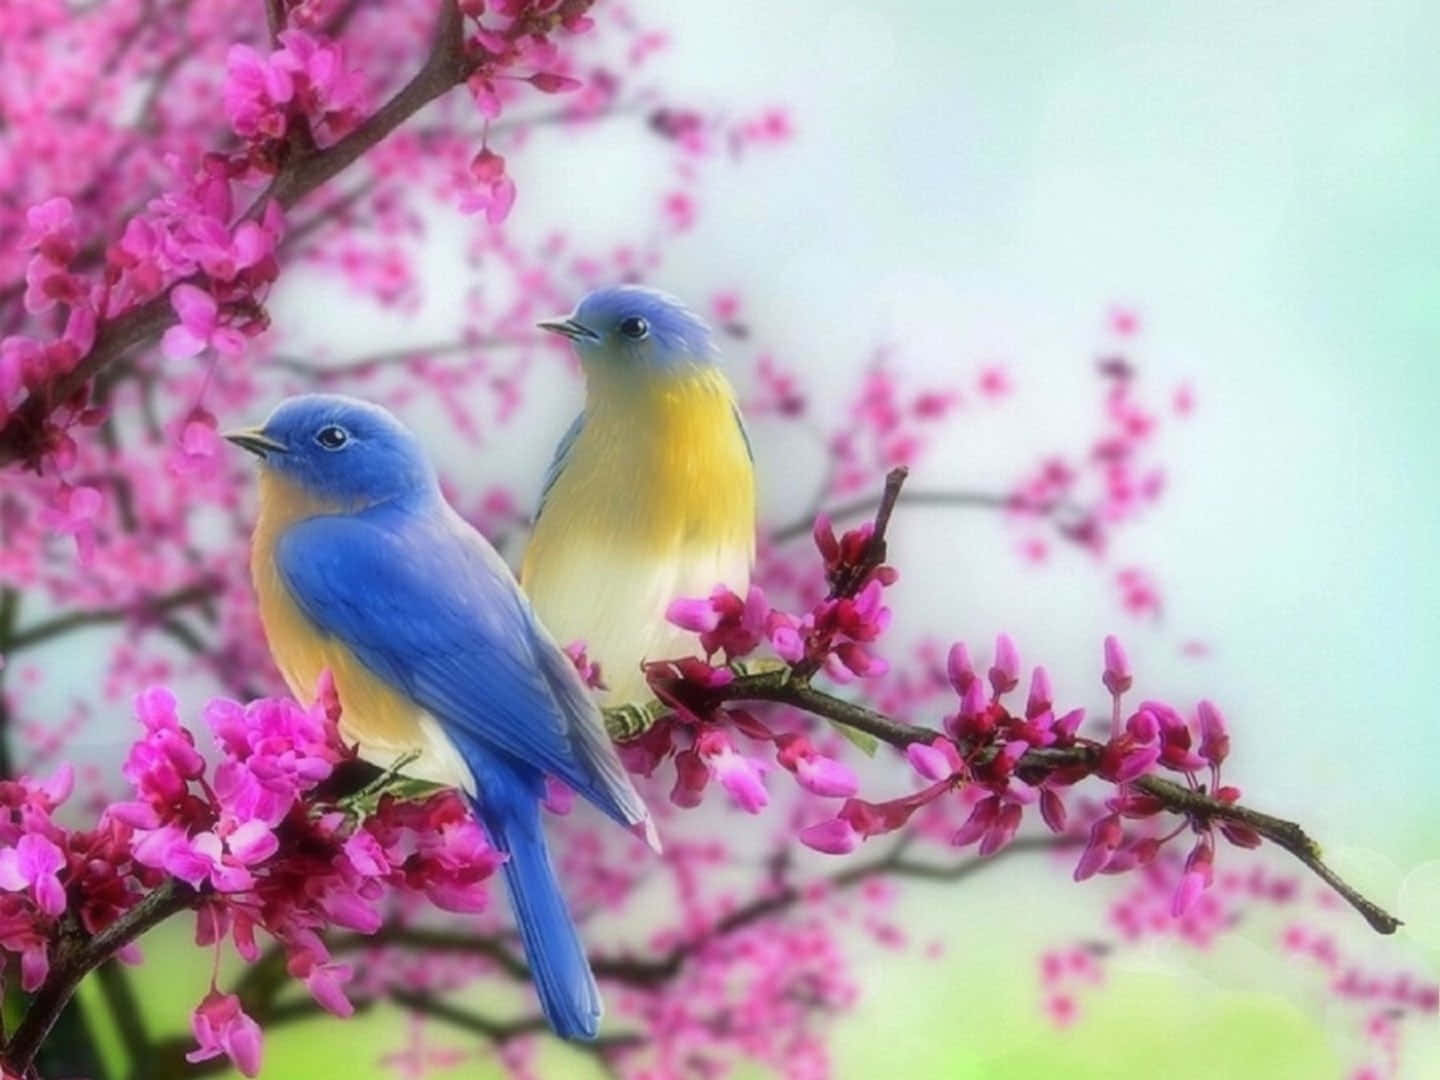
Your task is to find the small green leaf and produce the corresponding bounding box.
[828,718,879,757]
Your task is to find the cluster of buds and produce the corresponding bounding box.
[626,513,901,813]
[793,631,1246,922]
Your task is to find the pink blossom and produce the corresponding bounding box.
[799,817,861,855]
[461,148,517,225]
[666,595,721,633]
[0,835,67,917]
[1102,634,1132,695]
[527,72,582,93]
[663,191,696,230]
[162,285,247,359]
[187,991,263,1076]
[697,730,768,813]
[988,633,1020,696]
[905,741,954,782]
[793,752,859,799]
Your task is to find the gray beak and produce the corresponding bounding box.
[537,317,602,344]
[223,427,287,459]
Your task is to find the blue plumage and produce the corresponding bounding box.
[227,394,656,1041]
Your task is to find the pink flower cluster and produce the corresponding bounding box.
[0,678,499,1077]
[225,31,366,148]
[789,631,1246,924]
[621,516,898,814]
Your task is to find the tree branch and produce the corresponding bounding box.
[333,834,1068,992]
[657,672,1402,936]
[268,335,528,380]
[4,881,197,1076]
[5,579,221,655]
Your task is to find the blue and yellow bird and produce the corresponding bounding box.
[524,286,757,704]
[225,395,657,1040]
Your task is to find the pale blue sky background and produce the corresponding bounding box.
[27,0,1440,1075]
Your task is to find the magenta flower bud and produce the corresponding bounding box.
[1196,699,1230,765]
[1112,743,1161,782]
[1040,788,1068,834]
[742,584,770,632]
[836,641,883,677]
[906,741,954,782]
[812,513,839,562]
[527,72,583,94]
[188,990,263,1077]
[799,817,861,855]
[1171,869,1207,917]
[946,641,975,696]
[1073,814,1124,881]
[665,596,720,633]
[1054,708,1085,740]
[1219,821,1262,849]
[1126,708,1159,743]
[1026,665,1053,719]
[705,745,769,813]
[794,754,859,798]
[960,677,988,720]
[669,748,709,808]
[770,623,805,662]
[1102,634,1132,695]
[979,802,1023,856]
[988,633,1020,696]
[951,795,1000,848]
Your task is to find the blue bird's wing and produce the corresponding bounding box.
[534,412,585,521]
[274,505,650,834]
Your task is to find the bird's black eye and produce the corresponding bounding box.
[618,315,649,340]
[315,425,349,450]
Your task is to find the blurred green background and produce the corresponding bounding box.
[40,0,1440,1076]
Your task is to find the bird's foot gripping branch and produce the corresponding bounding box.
[607,467,1403,937]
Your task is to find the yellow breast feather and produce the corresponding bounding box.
[520,365,756,703]
[251,472,470,788]
[522,365,755,573]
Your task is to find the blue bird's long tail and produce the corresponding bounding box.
[478,786,601,1041]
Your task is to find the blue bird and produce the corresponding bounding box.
[224,394,657,1040]
[524,285,757,704]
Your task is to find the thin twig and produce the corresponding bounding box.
[658,671,1403,936]
[5,580,221,654]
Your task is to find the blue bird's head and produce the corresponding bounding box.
[223,394,435,505]
[538,285,716,373]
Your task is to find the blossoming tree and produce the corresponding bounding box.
[0,1,1430,1078]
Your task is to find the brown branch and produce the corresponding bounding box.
[788,466,908,682]
[5,579,221,654]
[679,671,1402,936]
[335,834,1066,991]
[4,881,197,1076]
[268,335,528,380]
[389,991,643,1054]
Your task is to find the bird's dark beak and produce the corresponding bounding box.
[222,427,287,459]
[537,317,602,344]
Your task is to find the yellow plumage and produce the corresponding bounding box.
[521,364,756,704]
[251,472,472,789]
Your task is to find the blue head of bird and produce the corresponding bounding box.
[223,394,435,505]
[538,285,716,374]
